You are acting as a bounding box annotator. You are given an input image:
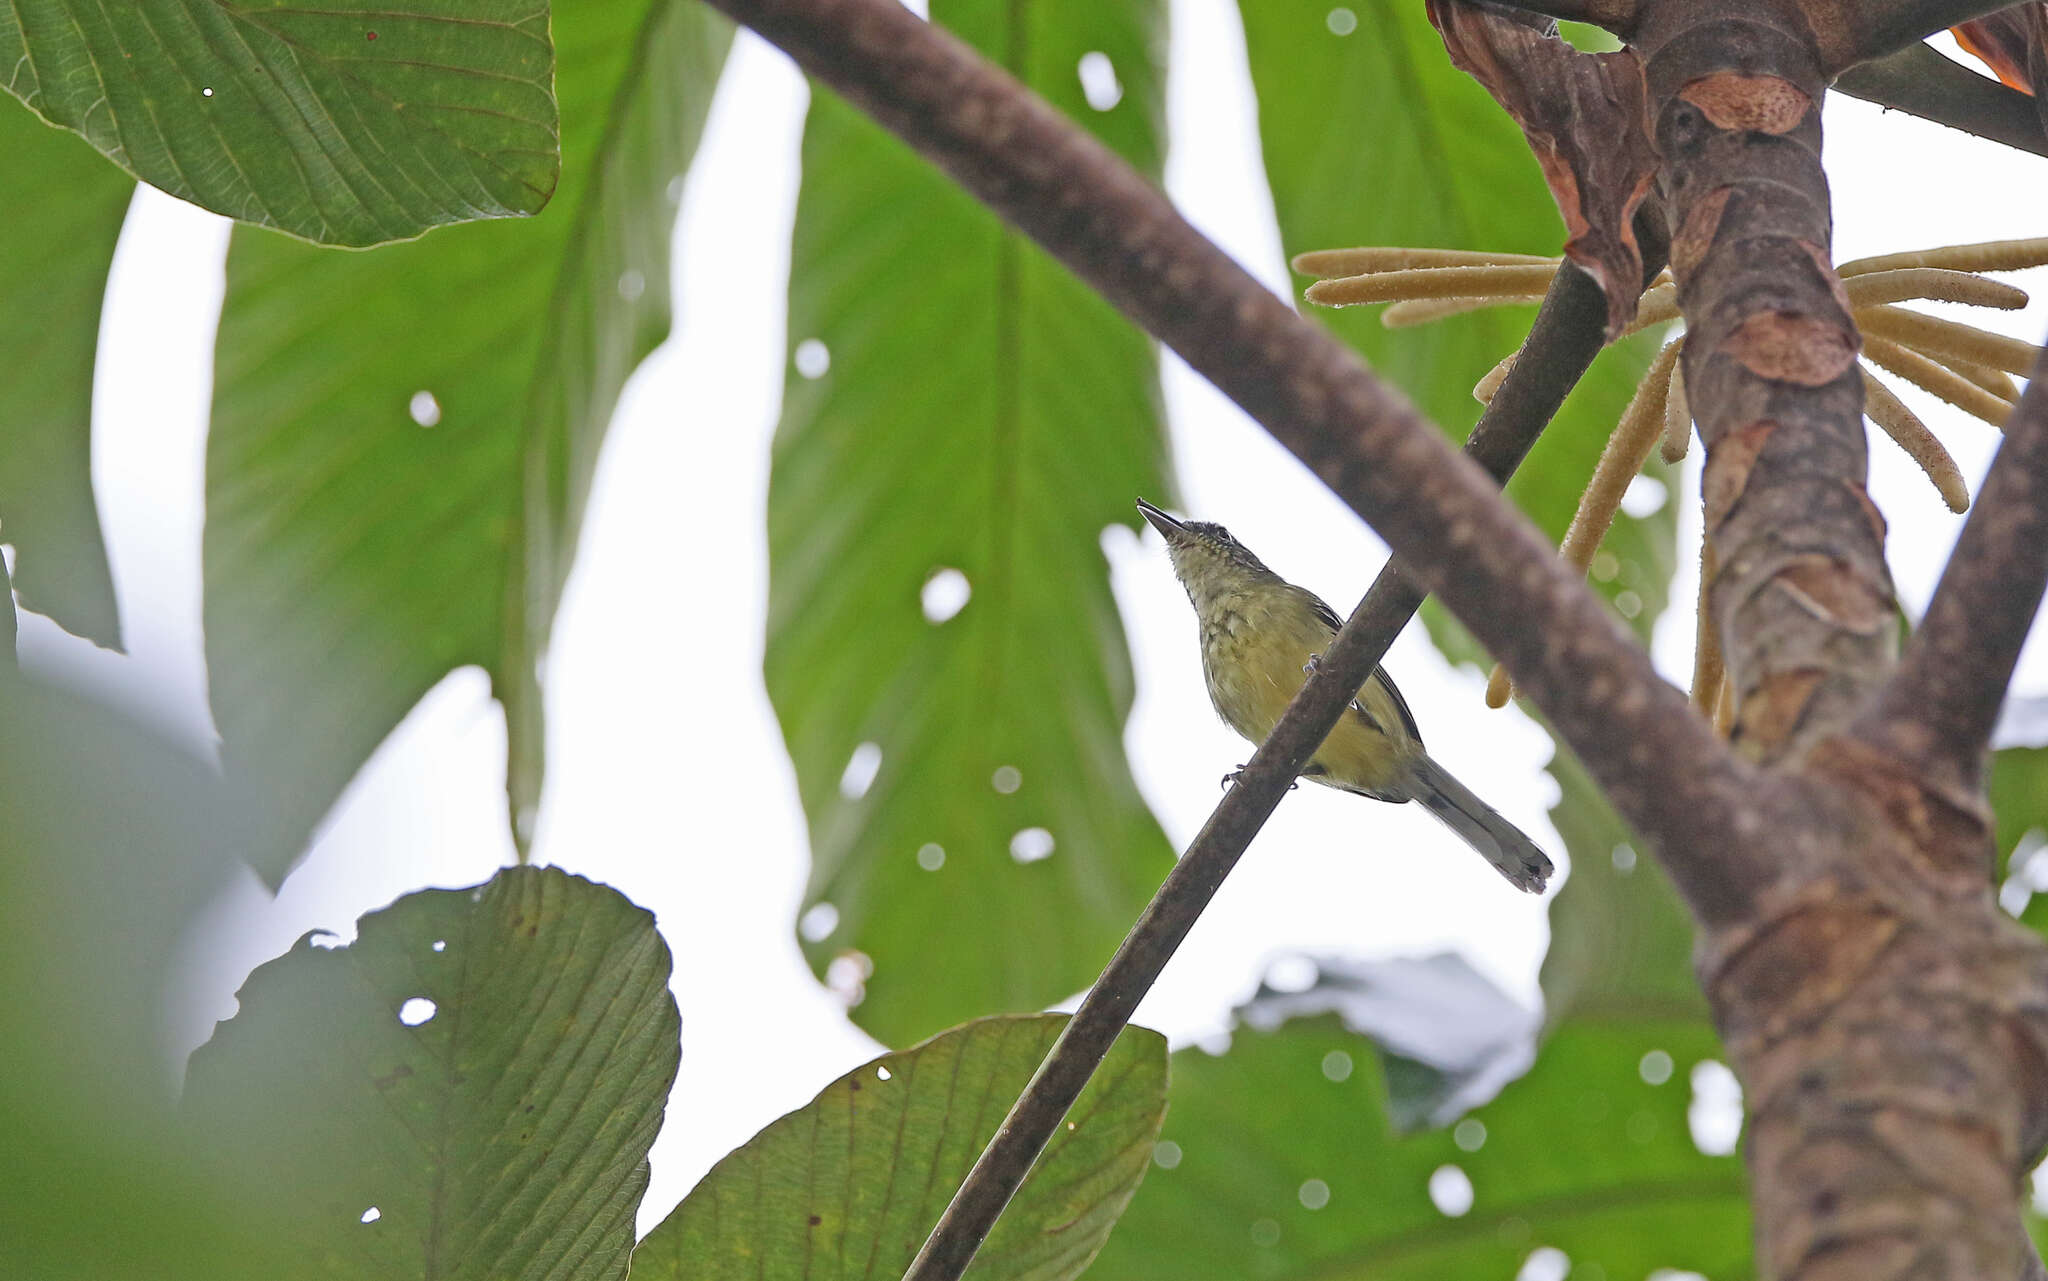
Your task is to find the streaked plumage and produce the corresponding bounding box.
[1138,498,1552,893]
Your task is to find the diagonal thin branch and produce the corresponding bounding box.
[1854,339,2048,788]
[902,253,1634,1281]
[1835,42,2048,159]
[1831,0,2043,69]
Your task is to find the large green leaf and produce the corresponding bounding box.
[1093,1004,1748,1277]
[1991,701,2048,933]
[205,0,733,881]
[185,866,679,1281]
[0,675,258,1280]
[0,1,557,246]
[766,0,1175,1044]
[0,102,130,647]
[632,1014,1167,1281]
[1236,0,1673,665]
[1539,743,1708,1027]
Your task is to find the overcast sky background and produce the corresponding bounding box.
[15,3,2048,1228]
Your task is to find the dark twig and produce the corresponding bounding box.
[1437,0,1642,33]
[901,258,1625,1281]
[1831,0,2038,70]
[1835,42,2048,160]
[1855,340,2048,789]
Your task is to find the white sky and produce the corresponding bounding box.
[14,5,2048,1229]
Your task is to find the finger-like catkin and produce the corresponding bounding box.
[1290,246,1557,277]
[1838,236,2048,278]
[1662,349,1691,463]
[1861,334,2017,427]
[1842,267,2028,311]
[1859,367,1969,512]
[1381,295,1546,328]
[1859,304,2042,376]
[1306,264,1561,307]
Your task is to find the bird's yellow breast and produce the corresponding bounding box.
[1197,584,1421,799]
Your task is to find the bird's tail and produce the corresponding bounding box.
[1406,754,1553,893]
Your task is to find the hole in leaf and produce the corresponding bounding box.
[360,1206,380,1224]
[431,940,447,953]
[1518,1246,1570,1281]
[799,902,839,942]
[794,338,830,379]
[1009,827,1055,862]
[825,950,871,1006]
[840,742,882,799]
[1688,1059,1743,1155]
[876,1065,892,1081]
[1621,474,1667,517]
[409,390,442,427]
[1428,1164,1473,1216]
[921,568,970,622]
[398,997,436,1027]
[1077,52,1123,111]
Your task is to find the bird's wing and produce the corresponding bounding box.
[1304,589,1424,744]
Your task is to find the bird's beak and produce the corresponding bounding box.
[1135,497,1185,541]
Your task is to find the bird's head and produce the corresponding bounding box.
[1136,498,1279,604]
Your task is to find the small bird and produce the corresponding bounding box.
[1137,498,1552,893]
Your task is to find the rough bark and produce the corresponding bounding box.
[1624,3,2048,1277]
[1635,2,1893,764]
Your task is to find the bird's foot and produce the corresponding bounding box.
[1221,766,1298,791]
[1302,652,1322,676]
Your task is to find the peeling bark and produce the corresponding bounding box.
[1428,1,1661,337]
[1636,3,1894,763]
